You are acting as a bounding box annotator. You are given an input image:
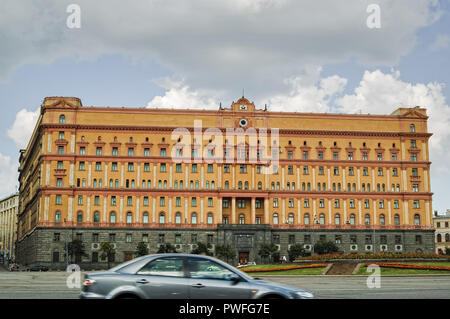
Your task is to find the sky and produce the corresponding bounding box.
[0,0,449,213]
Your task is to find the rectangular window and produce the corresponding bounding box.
[160,148,166,157]
[362,152,368,160]
[304,199,309,208]
[95,162,102,171]
[111,162,118,171]
[94,196,100,206]
[58,146,64,154]
[142,234,149,243]
[111,196,116,206]
[333,167,339,175]
[411,153,417,162]
[191,197,197,207]
[207,164,213,173]
[112,147,118,156]
[333,152,338,160]
[287,151,293,159]
[273,198,278,208]
[126,234,132,243]
[392,153,397,161]
[144,148,150,156]
[56,178,63,187]
[394,200,399,209]
[378,167,383,176]
[288,166,293,175]
[347,152,353,160]
[144,163,150,172]
[334,199,340,208]
[393,168,398,176]
[363,167,368,176]
[413,200,420,209]
[128,148,134,156]
[127,196,132,206]
[377,153,383,161]
[79,147,85,155]
[238,199,246,208]
[176,197,181,207]
[192,164,197,173]
[128,162,134,172]
[158,234,165,243]
[318,166,324,175]
[224,164,230,173]
[176,163,182,173]
[57,161,64,169]
[349,199,355,208]
[160,163,166,172]
[208,198,213,207]
[318,151,323,160]
[143,197,149,206]
[303,151,308,160]
[348,167,354,176]
[303,166,309,175]
[160,197,166,207]
[78,195,83,205]
[96,147,102,156]
[319,199,325,208]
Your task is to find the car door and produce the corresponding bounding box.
[134,256,189,299]
[187,257,252,299]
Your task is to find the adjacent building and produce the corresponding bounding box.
[16,96,434,269]
[433,210,450,254]
[0,193,19,262]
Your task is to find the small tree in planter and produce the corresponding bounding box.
[288,244,307,262]
[68,239,87,264]
[215,244,235,263]
[136,242,149,257]
[99,242,116,269]
[314,240,339,255]
[258,243,278,264]
[157,243,177,253]
[192,242,213,256]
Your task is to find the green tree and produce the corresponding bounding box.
[99,242,116,269]
[136,242,149,257]
[215,244,235,263]
[157,243,177,253]
[68,239,87,264]
[192,242,213,256]
[313,240,339,255]
[288,244,307,262]
[258,243,278,264]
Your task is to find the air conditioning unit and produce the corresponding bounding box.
[315,220,320,224]
[208,244,215,251]
[303,244,312,251]
[395,245,403,252]
[111,243,117,249]
[191,244,198,250]
[175,244,182,250]
[365,245,373,251]
[275,244,280,251]
[350,244,358,251]
[91,243,99,250]
[380,245,388,252]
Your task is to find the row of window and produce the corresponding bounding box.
[56,194,423,210]
[53,232,215,245]
[68,159,422,177]
[436,233,450,242]
[278,233,415,245]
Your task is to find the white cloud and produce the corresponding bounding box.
[265,66,347,112]
[7,108,40,149]
[429,34,450,52]
[0,153,18,198]
[147,79,223,109]
[0,0,441,92]
[336,69,450,175]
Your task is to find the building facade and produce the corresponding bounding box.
[0,194,19,262]
[433,210,450,254]
[16,96,434,269]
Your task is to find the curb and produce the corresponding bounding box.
[322,263,333,275]
[352,263,362,275]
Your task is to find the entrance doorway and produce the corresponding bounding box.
[238,252,249,265]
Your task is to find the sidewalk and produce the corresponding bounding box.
[0,263,8,272]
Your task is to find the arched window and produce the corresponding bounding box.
[302,182,305,191]
[414,214,420,226]
[93,211,100,223]
[410,124,415,132]
[77,211,83,223]
[174,181,178,189]
[110,211,116,224]
[288,213,294,224]
[239,214,245,224]
[319,213,325,225]
[437,234,442,242]
[287,182,290,190]
[163,180,167,189]
[207,213,213,225]
[115,179,119,188]
[446,233,450,242]
[225,181,229,189]
[350,214,355,225]
[335,213,340,225]
[93,179,97,188]
[332,183,336,191]
[158,180,162,188]
[143,212,149,224]
[175,212,181,224]
[317,183,321,191]
[59,114,66,124]
[352,183,356,192]
[244,181,249,190]
[337,183,341,191]
[159,212,165,224]
[211,181,215,189]
[191,212,197,224]
[195,181,199,189]
[110,179,114,188]
[271,182,275,190]
[277,182,280,190]
[258,181,262,190]
[304,213,310,225]
[307,183,311,191]
[380,214,385,226]
[238,181,243,189]
[190,180,194,189]
[206,181,210,189]
[126,212,132,224]
[273,213,279,225]
[394,214,400,225]
[322,183,326,190]
[365,214,370,225]
[55,211,61,223]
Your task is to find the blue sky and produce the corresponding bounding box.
[0,0,449,213]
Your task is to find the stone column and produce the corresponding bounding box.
[251,197,256,224]
[264,198,269,224]
[231,197,236,224]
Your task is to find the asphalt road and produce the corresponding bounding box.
[0,268,449,299]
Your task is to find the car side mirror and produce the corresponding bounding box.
[230,274,241,285]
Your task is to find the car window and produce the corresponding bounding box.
[136,257,184,277]
[188,258,235,280]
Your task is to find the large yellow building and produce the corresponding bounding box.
[16,96,434,268]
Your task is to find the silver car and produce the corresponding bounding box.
[80,254,314,299]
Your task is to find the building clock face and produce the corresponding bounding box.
[239,118,248,127]
[240,105,247,110]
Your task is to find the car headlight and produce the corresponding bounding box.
[292,291,314,299]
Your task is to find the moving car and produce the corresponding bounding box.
[27,265,49,272]
[80,254,314,299]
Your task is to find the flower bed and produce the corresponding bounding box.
[296,252,448,261]
[365,262,450,271]
[241,264,327,273]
